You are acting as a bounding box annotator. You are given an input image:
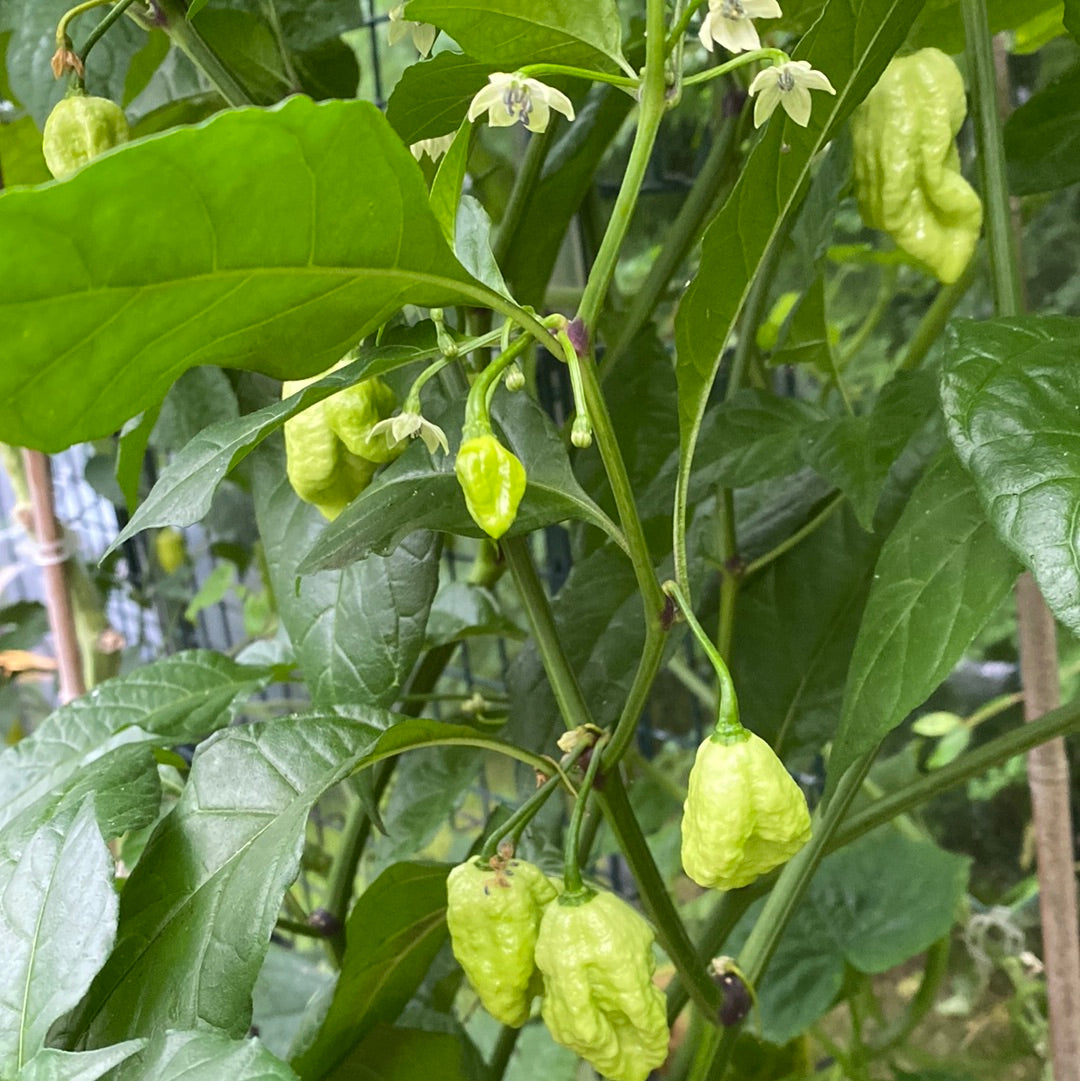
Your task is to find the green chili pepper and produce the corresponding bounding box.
[42,92,130,179]
[454,434,526,540]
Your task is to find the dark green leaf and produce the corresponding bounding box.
[252,947,334,1063]
[405,0,626,71]
[429,122,471,244]
[0,117,50,187]
[64,715,507,1048]
[0,97,496,451]
[322,1025,471,1081]
[944,317,1080,627]
[768,276,834,373]
[800,371,939,529]
[829,451,1018,785]
[116,406,161,513]
[108,344,431,553]
[0,800,117,1074]
[386,53,494,144]
[909,0,1064,52]
[1068,0,1080,40]
[455,194,510,297]
[254,445,440,710]
[500,83,634,306]
[674,0,925,505]
[732,830,969,1044]
[297,390,621,569]
[154,368,239,454]
[0,601,47,652]
[0,650,268,831]
[1006,61,1080,195]
[105,1030,298,1081]
[14,1043,145,1081]
[291,863,449,1080]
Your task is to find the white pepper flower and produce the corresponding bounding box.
[467,72,575,133]
[388,4,436,56]
[368,411,449,455]
[748,60,836,127]
[699,0,782,54]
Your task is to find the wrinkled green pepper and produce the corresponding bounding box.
[681,727,811,891]
[454,434,526,540]
[43,92,130,179]
[446,855,557,1027]
[282,365,399,520]
[534,889,669,1081]
[851,48,983,283]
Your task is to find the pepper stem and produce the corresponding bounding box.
[661,580,742,741]
[555,328,593,448]
[563,731,609,896]
[462,331,534,440]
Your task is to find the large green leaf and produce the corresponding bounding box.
[322,1025,471,1081]
[731,830,969,1044]
[297,389,623,570]
[942,316,1080,635]
[253,447,440,710]
[673,0,925,540]
[63,715,515,1048]
[0,800,117,1075]
[105,1031,297,1081]
[1005,62,1080,194]
[292,863,449,1080]
[108,343,432,553]
[405,0,626,71]
[0,97,498,451]
[829,451,1018,785]
[909,0,1064,51]
[0,651,269,831]
[15,1043,145,1081]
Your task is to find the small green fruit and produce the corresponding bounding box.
[43,94,130,179]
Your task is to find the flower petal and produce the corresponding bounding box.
[412,22,437,55]
[747,66,777,96]
[724,16,761,52]
[698,10,717,50]
[744,0,783,17]
[467,80,506,122]
[524,95,551,133]
[752,82,782,127]
[781,84,813,126]
[541,84,576,122]
[793,65,836,94]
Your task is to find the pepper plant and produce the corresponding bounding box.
[1,0,1079,1078]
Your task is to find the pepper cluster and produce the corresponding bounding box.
[446,850,669,1081]
[281,365,401,520]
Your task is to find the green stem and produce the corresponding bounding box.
[464,332,535,437]
[488,1024,520,1081]
[662,580,739,734]
[574,0,668,334]
[56,0,110,45]
[492,125,554,265]
[961,0,1021,317]
[741,492,846,578]
[260,0,301,91]
[701,750,880,1079]
[503,537,593,729]
[870,935,951,1051]
[77,0,138,65]
[598,770,722,1020]
[897,261,977,371]
[154,0,255,106]
[682,49,789,88]
[715,488,739,662]
[518,63,639,91]
[602,111,740,382]
[563,734,608,894]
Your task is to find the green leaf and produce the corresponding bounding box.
[732,830,969,1044]
[405,0,626,71]
[297,389,622,569]
[429,122,472,245]
[0,800,117,1074]
[15,1043,145,1081]
[800,371,940,529]
[0,650,269,831]
[252,947,334,1063]
[455,195,511,298]
[768,276,834,373]
[674,0,925,525]
[322,1025,471,1081]
[291,863,450,1080]
[0,97,498,452]
[253,446,440,710]
[732,506,878,758]
[64,715,509,1048]
[105,1030,298,1081]
[942,316,1080,634]
[386,53,494,145]
[909,0,1065,52]
[0,117,50,187]
[1005,62,1080,195]
[108,344,430,554]
[829,451,1018,785]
